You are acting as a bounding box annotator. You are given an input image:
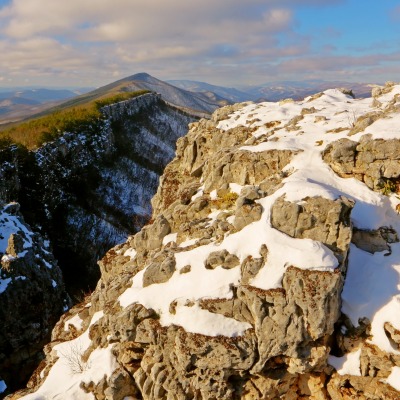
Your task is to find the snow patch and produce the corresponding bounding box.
[21,311,109,400]
[385,366,400,391]
[0,380,6,394]
[162,233,177,246]
[0,278,12,294]
[328,348,361,376]
[64,314,84,331]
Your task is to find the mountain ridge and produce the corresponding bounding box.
[9,81,400,399]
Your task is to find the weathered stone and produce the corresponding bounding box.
[204,249,240,270]
[103,367,140,400]
[134,215,171,251]
[241,255,264,285]
[360,342,395,378]
[323,136,400,192]
[143,255,176,287]
[6,234,25,257]
[202,149,296,193]
[234,202,263,231]
[271,195,354,261]
[348,112,383,136]
[352,227,398,254]
[327,373,400,400]
[322,138,358,177]
[384,322,400,350]
[238,266,343,374]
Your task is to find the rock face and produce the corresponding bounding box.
[12,83,400,399]
[0,93,198,294]
[0,202,70,397]
[323,136,400,192]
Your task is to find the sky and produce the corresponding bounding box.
[0,0,399,88]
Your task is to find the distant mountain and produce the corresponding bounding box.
[112,73,229,114]
[0,88,90,124]
[0,74,378,126]
[237,80,376,101]
[169,79,377,103]
[167,79,252,103]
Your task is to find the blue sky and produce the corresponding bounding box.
[0,0,399,87]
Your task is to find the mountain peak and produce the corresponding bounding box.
[129,72,156,82]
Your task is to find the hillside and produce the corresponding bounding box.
[167,79,252,103]
[0,92,199,396]
[111,73,229,113]
[0,88,90,125]
[9,81,400,399]
[0,73,228,149]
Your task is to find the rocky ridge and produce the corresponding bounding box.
[12,82,400,399]
[0,202,70,396]
[0,93,198,292]
[0,93,198,397]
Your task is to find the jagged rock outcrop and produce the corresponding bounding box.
[0,202,70,397]
[12,84,400,399]
[323,136,400,192]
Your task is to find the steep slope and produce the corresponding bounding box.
[0,93,198,398]
[12,82,400,399]
[0,202,70,396]
[168,79,253,103]
[0,93,198,294]
[0,89,87,125]
[116,73,230,114]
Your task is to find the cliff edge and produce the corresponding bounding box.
[11,82,400,399]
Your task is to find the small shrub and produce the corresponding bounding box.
[0,90,149,149]
[0,136,12,150]
[59,340,91,374]
[94,90,149,109]
[211,192,239,209]
[379,178,399,196]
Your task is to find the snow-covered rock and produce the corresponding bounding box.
[0,202,70,397]
[14,82,400,399]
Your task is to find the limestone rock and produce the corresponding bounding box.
[0,203,70,395]
[327,373,400,399]
[352,227,398,254]
[202,149,296,192]
[143,255,176,287]
[204,249,240,270]
[271,195,354,261]
[14,86,400,400]
[323,136,400,192]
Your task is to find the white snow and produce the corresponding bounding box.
[385,366,400,391]
[162,233,177,245]
[64,314,84,331]
[117,86,400,346]
[0,380,6,394]
[21,311,112,400]
[342,244,400,354]
[1,254,15,263]
[328,348,361,376]
[52,279,57,288]
[123,247,137,260]
[42,259,53,269]
[0,203,34,254]
[0,277,12,294]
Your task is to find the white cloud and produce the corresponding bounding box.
[0,0,398,87]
